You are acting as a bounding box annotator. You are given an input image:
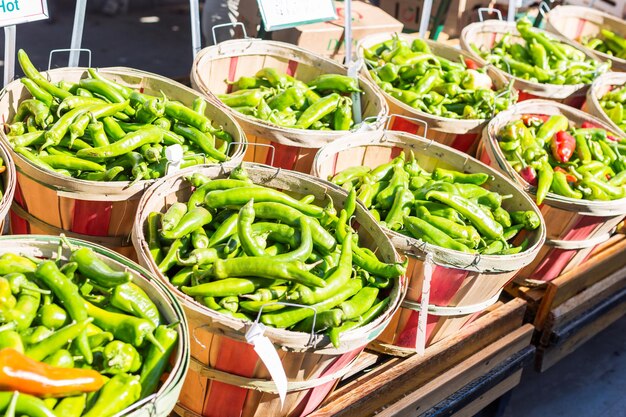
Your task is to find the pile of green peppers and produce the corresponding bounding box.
[582,29,626,59]
[148,166,406,348]
[600,84,626,132]
[0,241,177,417]
[364,35,516,119]
[5,49,234,183]
[330,152,539,255]
[496,114,626,204]
[471,18,609,85]
[217,68,360,130]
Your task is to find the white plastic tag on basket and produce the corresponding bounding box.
[415,252,433,355]
[165,144,184,175]
[245,322,288,406]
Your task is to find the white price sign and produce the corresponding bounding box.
[258,0,337,31]
[0,0,48,28]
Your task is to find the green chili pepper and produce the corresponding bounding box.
[294,93,341,129]
[172,123,228,162]
[17,49,71,100]
[432,167,489,185]
[0,391,56,417]
[76,126,163,160]
[139,324,178,398]
[535,160,554,205]
[307,74,361,93]
[158,237,190,273]
[328,296,389,348]
[110,283,161,327]
[160,207,213,240]
[53,395,86,417]
[25,318,92,361]
[70,247,131,288]
[82,373,141,417]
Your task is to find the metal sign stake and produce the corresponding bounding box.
[190,0,202,57]
[3,25,16,86]
[344,0,352,63]
[69,0,87,67]
[418,0,433,38]
[507,0,516,22]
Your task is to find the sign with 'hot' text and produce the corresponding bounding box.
[0,0,48,28]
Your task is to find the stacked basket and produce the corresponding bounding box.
[190,39,388,173]
[132,163,406,417]
[312,130,546,353]
[0,66,246,259]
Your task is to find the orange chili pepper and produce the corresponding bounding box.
[0,348,105,397]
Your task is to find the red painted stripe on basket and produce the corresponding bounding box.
[70,200,113,236]
[517,91,538,102]
[395,265,470,348]
[479,149,492,166]
[575,19,586,40]
[568,95,586,110]
[390,146,403,159]
[10,181,30,234]
[331,152,339,178]
[286,60,299,77]
[203,338,258,417]
[489,32,497,49]
[226,56,239,94]
[268,141,300,170]
[450,133,478,154]
[294,348,363,416]
[532,215,608,282]
[389,116,420,135]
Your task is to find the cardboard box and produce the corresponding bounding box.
[239,0,403,63]
[378,0,460,35]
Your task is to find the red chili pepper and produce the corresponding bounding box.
[519,166,538,186]
[551,131,577,163]
[521,114,550,126]
[581,121,601,129]
[554,166,577,183]
[464,58,480,70]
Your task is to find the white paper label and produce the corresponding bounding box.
[0,0,48,28]
[347,58,363,125]
[165,144,184,175]
[257,0,337,31]
[246,322,288,406]
[415,252,433,355]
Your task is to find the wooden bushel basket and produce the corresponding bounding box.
[356,33,513,157]
[460,20,604,109]
[312,131,546,354]
[478,99,626,284]
[0,139,16,233]
[131,163,406,417]
[546,5,626,73]
[0,235,190,417]
[584,72,626,134]
[0,67,247,260]
[190,39,388,174]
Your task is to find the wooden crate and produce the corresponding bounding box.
[309,298,534,416]
[506,234,626,372]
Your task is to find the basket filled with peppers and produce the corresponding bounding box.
[585,72,626,137]
[0,49,246,259]
[546,5,626,72]
[358,32,516,156]
[190,39,388,173]
[460,17,609,108]
[480,99,626,283]
[0,234,189,417]
[131,163,406,417]
[312,130,545,352]
[0,140,16,234]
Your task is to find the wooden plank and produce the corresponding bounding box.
[542,267,626,341]
[451,371,523,417]
[534,235,626,330]
[374,325,534,417]
[310,299,528,417]
[420,346,534,417]
[536,286,626,372]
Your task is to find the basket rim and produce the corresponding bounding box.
[190,38,389,142]
[311,129,547,272]
[0,137,16,222]
[355,32,515,129]
[131,162,407,354]
[485,98,626,214]
[459,20,605,93]
[0,66,247,190]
